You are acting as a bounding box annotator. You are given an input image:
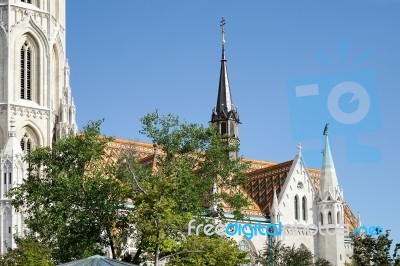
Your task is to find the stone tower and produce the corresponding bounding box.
[317,124,345,265]
[0,0,76,251]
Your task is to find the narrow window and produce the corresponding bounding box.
[220,122,227,135]
[20,43,32,100]
[27,48,31,100]
[230,122,235,137]
[294,195,299,220]
[8,227,11,234]
[3,173,6,184]
[320,212,324,225]
[8,173,12,185]
[337,211,341,224]
[20,138,25,151]
[328,211,332,224]
[302,196,307,221]
[27,139,31,152]
[20,47,25,99]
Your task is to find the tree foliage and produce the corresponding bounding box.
[0,236,54,266]
[258,241,333,266]
[166,235,249,266]
[8,121,134,263]
[119,111,250,265]
[351,230,400,266]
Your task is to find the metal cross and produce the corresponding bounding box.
[220,17,226,45]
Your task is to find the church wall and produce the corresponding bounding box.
[0,25,7,102]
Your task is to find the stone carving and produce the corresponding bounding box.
[10,105,49,120]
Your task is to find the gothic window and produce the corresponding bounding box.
[20,42,32,100]
[294,195,299,220]
[230,122,235,137]
[328,211,332,224]
[238,240,250,252]
[21,0,32,3]
[238,239,254,266]
[221,122,227,135]
[20,133,33,153]
[320,212,324,225]
[302,196,307,221]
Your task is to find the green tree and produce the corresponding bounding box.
[314,258,333,266]
[120,111,250,265]
[259,241,332,266]
[166,235,249,266]
[0,236,54,266]
[8,121,134,263]
[351,230,400,266]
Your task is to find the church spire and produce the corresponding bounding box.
[211,18,240,159]
[320,123,341,199]
[212,17,237,119]
[317,123,345,265]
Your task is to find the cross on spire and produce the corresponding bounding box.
[297,142,302,156]
[220,17,226,46]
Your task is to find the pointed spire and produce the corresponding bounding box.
[272,187,279,210]
[357,211,362,228]
[3,117,23,156]
[320,123,341,198]
[271,187,281,224]
[211,17,238,122]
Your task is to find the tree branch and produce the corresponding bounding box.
[128,165,148,196]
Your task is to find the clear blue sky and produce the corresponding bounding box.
[66,0,400,244]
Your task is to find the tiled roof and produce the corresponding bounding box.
[105,138,357,229]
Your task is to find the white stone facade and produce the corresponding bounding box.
[231,138,352,266]
[0,0,76,250]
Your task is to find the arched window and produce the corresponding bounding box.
[20,133,34,153]
[220,122,227,135]
[328,211,332,224]
[21,0,32,3]
[20,41,32,100]
[337,211,341,224]
[238,239,255,266]
[320,212,324,225]
[294,195,299,220]
[302,196,307,221]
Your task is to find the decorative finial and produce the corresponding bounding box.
[10,117,15,130]
[297,143,302,156]
[323,123,329,136]
[9,117,16,137]
[220,17,226,46]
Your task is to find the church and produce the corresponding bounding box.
[0,1,357,265]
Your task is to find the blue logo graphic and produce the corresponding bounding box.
[287,42,381,163]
